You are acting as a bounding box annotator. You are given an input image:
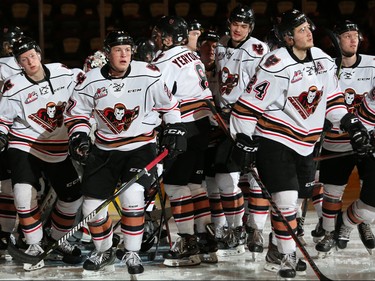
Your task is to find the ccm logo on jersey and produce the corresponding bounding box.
[164,128,186,136]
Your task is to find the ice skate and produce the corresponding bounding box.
[278,253,297,279]
[23,243,45,271]
[314,231,336,258]
[47,238,83,264]
[83,247,116,273]
[216,226,246,257]
[264,233,306,275]
[358,222,375,255]
[311,217,325,243]
[116,250,144,275]
[246,225,264,260]
[163,233,201,267]
[197,224,218,263]
[335,212,353,249]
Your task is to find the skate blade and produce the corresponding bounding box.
[264,263,305,276]
[82,264,115,276]
[217,245,245,257]
[312,250,333,259]
[199,252,218,263]
[312,236,324,243]
[24,260,45,271]
[251,252,260,262]
[366,248,373,255]
[163,255,201,267]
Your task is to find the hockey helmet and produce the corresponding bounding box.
[275,9,315,40]
[188,19,202,32]
[103,30,134,53]
[133,38,156,63]
[333,20,363,41]
[1,26,24,46]
[154,15,189,46]
[229,4,255,30]
[12,36,41,59]
[198,30,220,44]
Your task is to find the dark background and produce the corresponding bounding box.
[1,0,374,69]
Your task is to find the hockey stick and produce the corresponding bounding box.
[313,151,355,161]
[248,167,331,281]
[8,149,169,265]
[204,99,331,280]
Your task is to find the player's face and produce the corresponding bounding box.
[229,21,251,46]
[187,30,201,51]
[108,45,132,75]
[17,49,43,77]
[339,31,359,57]
[198,40,217,66]
[292,22,314,51]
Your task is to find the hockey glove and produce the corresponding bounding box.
[231,133,259,173]
[161,123,187,159]
[0,132,8,152]
[340,113,371,158]
[68,132,92,164]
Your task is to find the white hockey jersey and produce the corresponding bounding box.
[230,47,348,156]
[152,45,212,123]
[64,61,181,152]
[0,63,80,163]
[323,54,375,152]
[0,56,21,82]
[215,35,269,107]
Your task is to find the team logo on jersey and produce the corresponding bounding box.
[344,88,363,114]
[40,85,50,95]
[252,44,264,56]
[113,82,124,92]
[288,85,322,119]
[219,67,239,96]
[263,55,280,68]
[25,91,38,104]
[29,102,66,132]
[291,70,303,83]
[94,87,108,99]
[2,80,14,93]
[97,103,139,134]
[76,72,86,85]
[341,71,352,79]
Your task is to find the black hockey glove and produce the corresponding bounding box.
[231,133,259,173]
[68,132,92,164]
[340,113,371,158]
[0,132,8,152]
[161,123,187,159]
[323,118,333,132]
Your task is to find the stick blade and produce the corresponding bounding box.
[7,234,43,265]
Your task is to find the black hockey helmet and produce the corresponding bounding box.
[1,25,24,46]
[265,28,282,50]
[228,4,255,30]
[198,30,220,44]
[333,20,363,41]
[103,30,134,53]
[133,37,156,63]
[12,36,41,59]
[275,9,315,41]
[188,19,202,32]
[154,15,189,45]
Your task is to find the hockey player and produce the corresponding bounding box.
[229,9,371,279]
[133,37,157,63]
[316,20,375,255]
[210,4,269,257]
[151,15,217,266]
[0,25,24,257]
[0,37,84,271]
[186,19,202,52]
[64,30,184,274]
